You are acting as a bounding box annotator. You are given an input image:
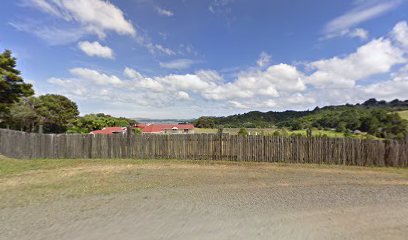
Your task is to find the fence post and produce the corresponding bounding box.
[306,128,312,163]
[38,125,44,134]
[218,128,223,160]
[126,126,133,158]
[307,128,312,138]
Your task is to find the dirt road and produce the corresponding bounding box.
[1,160,407,239]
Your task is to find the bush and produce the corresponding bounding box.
[238,128,248,136]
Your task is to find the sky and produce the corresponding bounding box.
[1,0,408,119]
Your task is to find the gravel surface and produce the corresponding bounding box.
[1,162,407,240]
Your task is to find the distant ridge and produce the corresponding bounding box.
[134,118,194,124]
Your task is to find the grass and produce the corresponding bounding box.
[195,127,373,138]
[1,156,407,208]
[398,110,408,121]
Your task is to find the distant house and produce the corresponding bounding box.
[135,124,194,134]
[90,127,127,135]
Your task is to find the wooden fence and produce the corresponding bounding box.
[0,129,407,167]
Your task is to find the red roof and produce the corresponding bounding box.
[135,123,146,129]
[140,124,194,133]
[90,127,126,135]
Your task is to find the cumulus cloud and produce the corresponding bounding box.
[307,38,405,88]
[201,63,306,104]
[360,64,408,100]
[78,41,114,59]
[46,21,408,116]
[69,67,123,86]
[176,91,191,100]
[392,21,408,48]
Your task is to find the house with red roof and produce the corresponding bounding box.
[90,127,127,135]
[135,124,194,134]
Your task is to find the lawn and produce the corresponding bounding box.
[195,127,372,138]
[398,110,408,121]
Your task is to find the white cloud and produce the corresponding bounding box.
[195,70,223,83]
[78,41,114,59]
[145,43,176,56]
[392,21,408,48]
[324,0,401,38]
[323,27,369,40]
[124,67,144,80]
[307,38,406,88]
[18,0,179,57]
[158,74,213,92]
[156,7,174,17]
[201,63,305,102]
[256,52,271,67]
[48,77,88,96]
[176,91,191,100]
[228,101,249,109]
[160,59,195,70]
[348,28,369,40]
[360,64,408,100]
[25,0,136,38]
[69,68,123,86]
[45,21,408,117]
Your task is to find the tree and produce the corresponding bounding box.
[68,113,137,133]
[362,98,378,106]
[193,117,215,128]
[0,50,34,124]
[238,128,248,136]
[36,94,79,133]
[9,97,42,131]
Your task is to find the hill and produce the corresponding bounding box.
[193,99,408,139]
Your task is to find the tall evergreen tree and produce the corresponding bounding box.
[0,50,34,124]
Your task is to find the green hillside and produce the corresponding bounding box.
[193,99,408,139]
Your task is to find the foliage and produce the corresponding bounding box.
[133,128,142,135]
[237,128,248,136]
[68,113,137,134]
[193,117,216,128]
[8,97,42,131]
[36,94,79,133]
[194,99,408,139]
[7,95,79,133]
[0,50,34,124]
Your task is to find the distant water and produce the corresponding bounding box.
[134,118,194,124]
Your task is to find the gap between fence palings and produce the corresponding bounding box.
[0,129,407,167]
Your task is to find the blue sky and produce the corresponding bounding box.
[1,0,408,118]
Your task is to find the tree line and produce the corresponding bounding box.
[0,50,135,133]
[193,100,408,139]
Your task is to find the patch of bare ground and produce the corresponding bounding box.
[0,159,407,240]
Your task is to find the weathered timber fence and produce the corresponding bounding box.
[0,129,407,167]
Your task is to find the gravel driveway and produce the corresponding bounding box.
[1,161,407,240]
